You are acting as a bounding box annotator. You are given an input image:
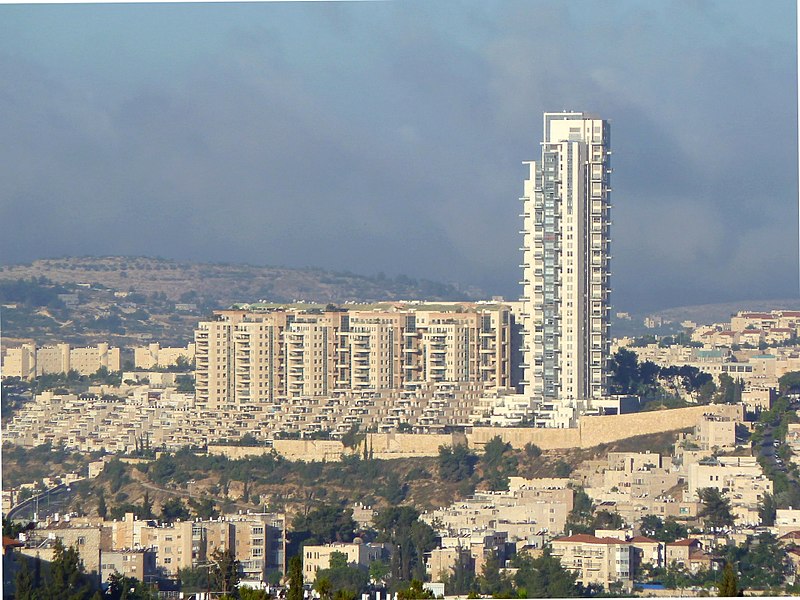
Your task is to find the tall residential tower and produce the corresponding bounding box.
[520,112,611,427]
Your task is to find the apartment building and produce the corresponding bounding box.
[30,343,121,377]
[424,478,574,543]
[133,343,195,370]
[2,343,36,378]
[303,541,390,582]
[520,112,612,428]
[551,534,632,591]
[687,456,772,525]
[100,549,157,583]
[194,304,514,414]
[140,521,194,575]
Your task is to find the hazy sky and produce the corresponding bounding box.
[0,0,796,312]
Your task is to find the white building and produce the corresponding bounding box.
[520,112,612,427]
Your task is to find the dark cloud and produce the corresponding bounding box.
[0,0,796,312]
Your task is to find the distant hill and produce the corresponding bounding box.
[0,257,481,347]
[651,299,800,326]
[0,256,478,306]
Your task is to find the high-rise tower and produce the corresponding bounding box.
[520,112,611,427]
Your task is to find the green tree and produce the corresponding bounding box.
[716,562,740,597]
[514,548,582,598]
[292,504,357,546]
[369,560,390,585]
[210,547,241,595]
[481,436,517,491]
[779,371,800,395]
[442,552,475,596]
[758,492,777,526]
[97,490,107,519]
[45,539,96,599]
[140,491,154,520]
[640,515,688,543]
[438,444,478,482]
[106,572,156,600]
[476,549,512,597]
[397,579,434,600]
[698,488,734,530]
[14,557,37,600]
[373,507,436,585]
[314,551,369,599]
[161,497,191,522]
[179,566,209,592]
[287,555,304,600]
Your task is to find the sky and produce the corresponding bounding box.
[0,0,796,313]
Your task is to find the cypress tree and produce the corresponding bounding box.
[717,562,740,597]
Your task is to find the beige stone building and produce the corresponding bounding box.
[133,343,195,370]
[31,343,121,377]
[550,534,632,591]
[139,521,194,574]
[697,414,736,451]
[303,541,389,582]
[2,343,36,378]
[194,304,514,418]
[100,549,157,584]
[687,456,772,526]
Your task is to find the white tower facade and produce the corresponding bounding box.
[520,112,611,427]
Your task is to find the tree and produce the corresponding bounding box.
[640,515,687,543]
[97,490,107,519]
[524,442,542,458]
[140,491,154,519]
[717,562,740,597]
[513,548,582,598]
[14,557,36,600]
[476,549,512,597]
[161,497,191,522]
[397,579,434,600]
[438,444,478,482]
[758,492,777,526]
[369,560,390,585]
[779,371,800,395]
[481,436,517,491]
[314,551,369,599]
[373,507,437,586]
[698,488,734,530]
[179,566,209,592]
[287,555,304,600]
[107,572,156,600]
[292,503,357,546]
[45,539,96,599]
[210,547,240,595]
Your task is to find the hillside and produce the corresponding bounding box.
[0,257,479,347]
[651,299,800,326]
[0,257,477,306]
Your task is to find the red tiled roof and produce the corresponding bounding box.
[779,530,800,540]
[629,536,659,544]
[667,538,699,547]
[739,313,776,319]
[779,312,800,317]
[3,536,23,549]
[554,534,630,545]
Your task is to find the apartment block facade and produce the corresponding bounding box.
[520,112,611,427]
[194,304,514,412]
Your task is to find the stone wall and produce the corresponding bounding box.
[467,426,581,451]
[206,404,744,461]
[578,403,741,449]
